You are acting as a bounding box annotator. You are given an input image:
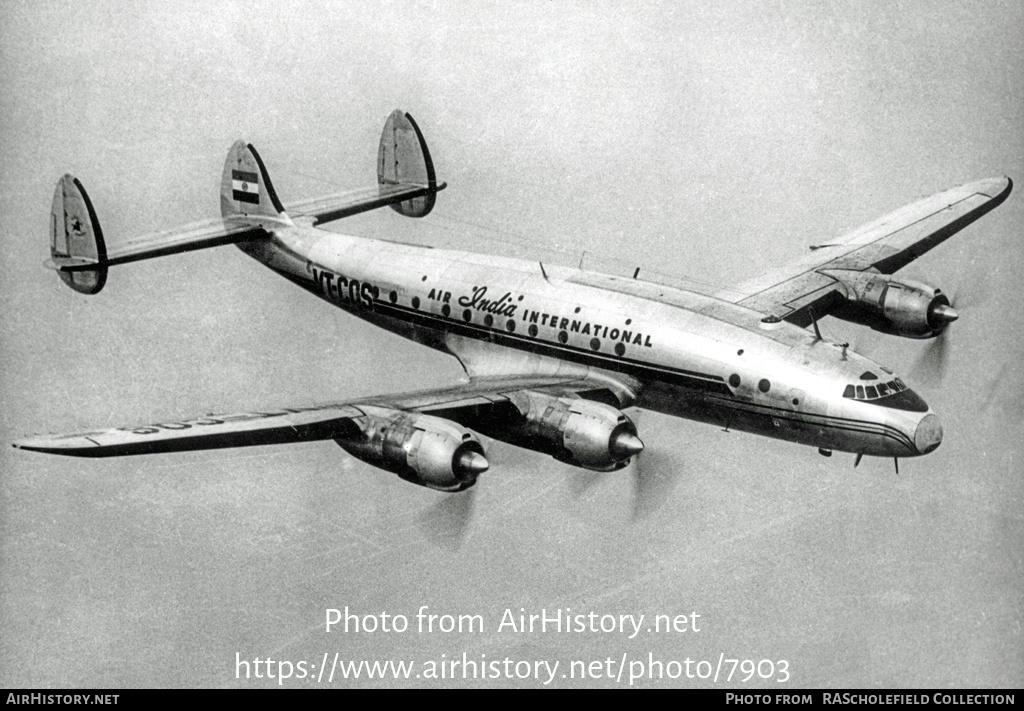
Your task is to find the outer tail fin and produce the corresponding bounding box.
[49,174,107,295]
[220,141,289,220]
[378,110,439,218]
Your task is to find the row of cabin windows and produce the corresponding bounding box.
[843,378,908,401]
[399,290,631,357]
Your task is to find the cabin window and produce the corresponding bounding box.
[758,379,771,393]
[729,374,741,388]
[614,343,625,356]
[590,338,601,351]
[411,296,420,309]
[528,324,538,337]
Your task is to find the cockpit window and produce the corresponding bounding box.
[842,377,928,411]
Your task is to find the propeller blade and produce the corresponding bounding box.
[418,487,476,549]
[631,448,680,520]
[911,330,950,386]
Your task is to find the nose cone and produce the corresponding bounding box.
[914,414,943,455]
[455,449,489,482]
[610,431,645,459]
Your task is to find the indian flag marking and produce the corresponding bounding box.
[231,170,260,204]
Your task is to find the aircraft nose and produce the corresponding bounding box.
[914,414,943,455]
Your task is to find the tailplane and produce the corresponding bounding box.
[49,175,107,295]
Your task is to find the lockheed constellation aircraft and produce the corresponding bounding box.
[15,110,1012,491]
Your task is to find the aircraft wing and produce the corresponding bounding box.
[12,375,630,458]
[717,177,1012,326]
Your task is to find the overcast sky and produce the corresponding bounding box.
[1,0,1021,688]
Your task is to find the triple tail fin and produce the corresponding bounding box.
[45,110,444,297]
[220,141,290,221]
[49,174,107,294]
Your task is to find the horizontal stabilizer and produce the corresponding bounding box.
[286,182,445,226]
[287,110,445,225]
[47,216,266,273]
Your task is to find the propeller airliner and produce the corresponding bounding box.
[15,110,1013,491]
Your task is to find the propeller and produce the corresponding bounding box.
[911,327,951,386]
[623,410,681,520]
[418,486,476,549]
[912,279,983,386]
[630,448,680,520]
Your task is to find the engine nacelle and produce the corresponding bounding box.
[493,392,644,471]
[821,269,958,339]
[334,407,488,492]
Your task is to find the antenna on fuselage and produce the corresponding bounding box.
[633,267,640,279]
[539,262,550,282]
[808,306,823,341]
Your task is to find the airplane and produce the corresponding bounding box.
[14,109,1013,491]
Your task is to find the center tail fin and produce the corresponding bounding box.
[220,141,290,220]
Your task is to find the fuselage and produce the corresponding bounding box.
[238,222,942,460]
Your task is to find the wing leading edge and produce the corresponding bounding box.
[718,177,1012,325]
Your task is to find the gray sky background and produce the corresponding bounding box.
[1,0,1021,688]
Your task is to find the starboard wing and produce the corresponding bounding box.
[717,177,1012,326]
